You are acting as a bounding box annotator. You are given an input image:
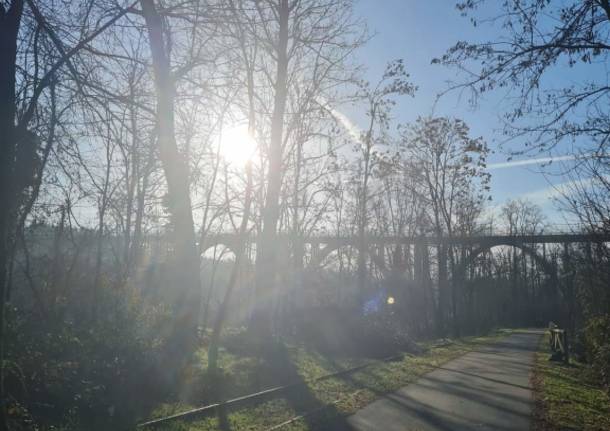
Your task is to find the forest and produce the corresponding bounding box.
[1,0,609,430]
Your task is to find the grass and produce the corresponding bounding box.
[531,334,610,431]
[142,329,512,431]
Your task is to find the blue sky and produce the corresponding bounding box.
[350,0,584,226]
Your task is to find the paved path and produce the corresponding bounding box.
[347,330,543,431]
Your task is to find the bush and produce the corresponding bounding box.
[582,314,610,390]
[291,305,417,358]
[5,287,174,430]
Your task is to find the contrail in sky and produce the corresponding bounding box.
[317,107,591,173]
[315,97,362,143]
[487,154,580,170]
[327,106,362,142]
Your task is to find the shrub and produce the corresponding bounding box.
[582,314,610,390]
[5,287,174,430]
[291,305,417,358]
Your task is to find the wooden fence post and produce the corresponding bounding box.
[563,330,569,364]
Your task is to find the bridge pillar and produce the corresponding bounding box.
[562,243,576,331]
[585,241,593,263]
[412,242,432,335]
[437,244,448,334]
[545,253,560,324]
[309,241,320,266]
[402,244,412,280]
[391,244,403,274]
[413,243,422,286]
[378,245,386,269]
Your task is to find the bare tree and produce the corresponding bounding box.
[437,0,610,155]
[352,60,415,307]
[500,198,546,324]
[219,0,367,337]
[402,116,489,334]
[0,2,135,425]
[139,0,205,371]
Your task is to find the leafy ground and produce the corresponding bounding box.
[531,334,610,431]
[140,329,512,431]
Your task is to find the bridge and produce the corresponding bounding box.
[201,232,610,249]
[199,232,610,279]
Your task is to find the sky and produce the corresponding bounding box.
[350,0,586,227]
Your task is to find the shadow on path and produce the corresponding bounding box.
[345,331,543,431]
[263,342,352,430]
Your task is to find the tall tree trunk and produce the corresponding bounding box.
[208,163,253,373]
[92,139,112,320]
[50,204,66,304]
[122,90,139,281]
[357,107,376,309]
[437,243,447,335]
[511,247,518,324]
[447,245,460,337]
[131,145,154,275]
[422,244,432,336]
[0,3,24,429]
[288,133,304,334]
[252,0,290,338]
[141,0,201,366]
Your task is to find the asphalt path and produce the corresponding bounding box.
[347,330,543,431]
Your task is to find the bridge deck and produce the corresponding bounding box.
[201,233,610,247]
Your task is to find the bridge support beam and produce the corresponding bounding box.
[414,243,423,288]
[437,244,448,335]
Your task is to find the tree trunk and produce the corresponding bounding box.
[448,245,460,337]
[357,108,376,309]
[209,163,253,373]
[252,0,290,338]
[288,130,304,334]
[422,244,432,336]
[141,0,201,366]
[437,244,447,335]
[0,3,24,429]
[131,145,154,275]
[92,141,112,320]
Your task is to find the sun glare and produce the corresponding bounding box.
[220,124,257,167]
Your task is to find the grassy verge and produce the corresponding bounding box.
[531,334,610,431]
[144,329,512,431]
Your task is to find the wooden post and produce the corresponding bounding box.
[563,330,570,364]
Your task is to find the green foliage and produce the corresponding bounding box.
[291,305,417,358]
[582,315,610,391]
[533,334,610,431]
[357,312,419,357]
[5,287,174,430]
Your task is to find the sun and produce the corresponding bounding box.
[220,124,257,167]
